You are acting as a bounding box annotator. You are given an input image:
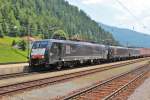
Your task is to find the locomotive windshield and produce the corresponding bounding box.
[32,41,48,49]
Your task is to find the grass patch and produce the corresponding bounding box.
[0,37,28,63]
[0,36,21,46]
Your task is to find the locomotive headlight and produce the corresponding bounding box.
[41,55,44,59]
[31,55,35,59]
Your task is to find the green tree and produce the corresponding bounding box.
[18,40,26,51]
[11,40,16,46]
[52,29,68,40]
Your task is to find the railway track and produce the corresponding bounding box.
[0,58,147,80]
[0,58,149,97]
[63,63,150,100]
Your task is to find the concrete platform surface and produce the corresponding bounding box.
[0,63,28,75]
[128,75,150,100]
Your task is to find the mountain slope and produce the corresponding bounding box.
[100,23,150,48]
[0,0,118,45]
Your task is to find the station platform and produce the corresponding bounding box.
[0,63,28,75]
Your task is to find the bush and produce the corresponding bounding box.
[51,30,68,40]
[18,40,26,51]
[11,40,16,46]
[0,33,4,38]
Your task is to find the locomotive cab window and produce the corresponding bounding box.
[32,41,48,49]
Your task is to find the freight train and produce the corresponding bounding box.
[29,39,150,70]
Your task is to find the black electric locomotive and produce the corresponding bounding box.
[30,39,108,69]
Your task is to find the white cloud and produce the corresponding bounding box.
[111,0,150,34]
[81,0,104,5]
[115,0,150,17]
[67,0,150,34]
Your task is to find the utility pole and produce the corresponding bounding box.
[27,25,30,59]
[27,7,30,60]
[126,41,129,47]
[133,26,134,31]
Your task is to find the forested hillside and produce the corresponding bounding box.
[100,23,150,47]
[0,0,118,45]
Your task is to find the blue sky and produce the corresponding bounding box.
[66,0,150,34]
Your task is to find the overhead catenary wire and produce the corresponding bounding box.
[71,0,150,32]
[115,0,149,31]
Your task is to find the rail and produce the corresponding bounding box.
[64,63,149,100]
[103,71,147,100]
